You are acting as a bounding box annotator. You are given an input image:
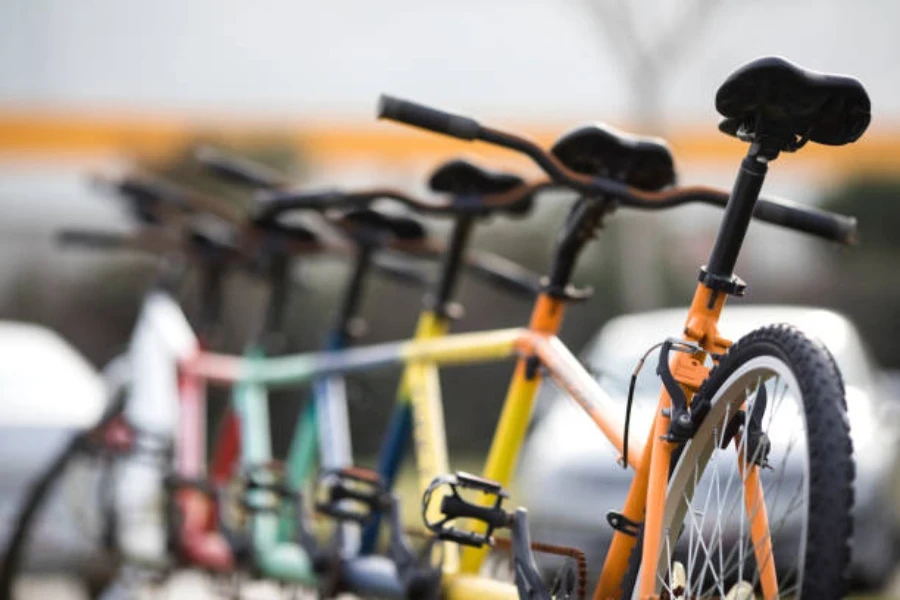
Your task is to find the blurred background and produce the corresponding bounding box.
[1,0,899,596]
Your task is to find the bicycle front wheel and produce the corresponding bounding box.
[647,324,853,599]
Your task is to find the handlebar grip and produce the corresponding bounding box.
[372,256,430,287]
[466,250,540,298]
[754,196,857,245]
[377,95,481,141]
[57,230,127,249]
[195,146,286,190]
[119,177,187,209]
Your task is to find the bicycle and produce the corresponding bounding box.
[0,172,435,594]
[372,55,867,598]
[192,148,548,596]
[5,55,867,600]
[170,57,860,598]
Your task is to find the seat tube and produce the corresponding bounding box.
[459,293,565,574]
[363,216,470,554]
[362,310,449,553]
[311,243,374,475]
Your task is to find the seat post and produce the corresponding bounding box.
[333,240,375,345]
[545,196,607,295]
[703,148,769,287]
[261,250,290,349]
[430,214,474,318]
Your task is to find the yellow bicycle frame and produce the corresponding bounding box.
[188,282,776,599]
[400,282,776,599]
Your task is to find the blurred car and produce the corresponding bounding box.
[517,306,900,589]
[0,321,112,591]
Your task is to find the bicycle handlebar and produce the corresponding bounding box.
[194,146,290,190]
[255,183,551,224]
[754,196,856,245]
[377,95,858,245]
[399,242,541,299]
[58,230,131,250]
[58,228,180,254]
[95,172,245,226]
[371,255,431,287]
[464,249,541,298]
[378,95,482,141]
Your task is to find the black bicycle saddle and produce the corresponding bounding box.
[428,159,524,196]
[716,56,870,148]
[550,124,676,191]
[336,208,427,242]
[428,159,534,216]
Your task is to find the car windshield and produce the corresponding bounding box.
[581,307,873,400]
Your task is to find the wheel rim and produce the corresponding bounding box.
[653,356,810,598]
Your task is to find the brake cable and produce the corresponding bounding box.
[621,338,704,469]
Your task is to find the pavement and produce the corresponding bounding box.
[15,573,319,599]
[14,570,900,599]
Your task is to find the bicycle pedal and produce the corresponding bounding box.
[422,472,512,548]
[240,462,297,513]
[314,466,388,524]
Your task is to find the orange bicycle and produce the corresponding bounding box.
[379,56,867,599]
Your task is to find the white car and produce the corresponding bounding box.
[0,322,113,592]
[517,306,900,590]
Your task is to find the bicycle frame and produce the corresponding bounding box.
[181,296,637,595]
[125,239,771,598]
[187,273,781,600]
[115,289,233,571]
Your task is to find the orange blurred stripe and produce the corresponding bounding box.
[1,110,899,176]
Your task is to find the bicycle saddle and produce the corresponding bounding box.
[190,220,240,255]
[550,124,676,191]
[260,220,320,243]
[716,56,870,148]
[336,208,427,241]
[429,159,524,195]
[428,159,534,215]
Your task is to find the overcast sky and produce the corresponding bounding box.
[1,0,897,126]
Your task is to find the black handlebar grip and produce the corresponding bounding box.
[466,251,540,299]
[377,95,481,141]
[57,230,126,249]
[372,256,430,287]
[754,197,857,245]
[118,177,182,206]
[195,146,285,190]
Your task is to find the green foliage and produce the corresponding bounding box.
[822,177,900,252]
[144,135,307,215]
[818,176,900,368]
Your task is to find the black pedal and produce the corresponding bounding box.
[315,466,388,524]
[238,462,300,514]
[422,471,512,548]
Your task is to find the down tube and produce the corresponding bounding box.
[362,311,450,554]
